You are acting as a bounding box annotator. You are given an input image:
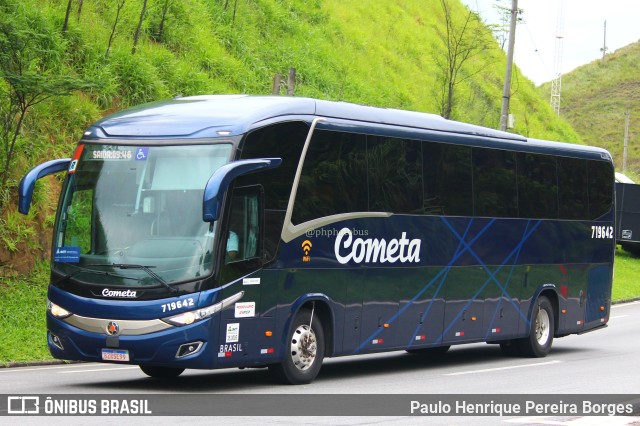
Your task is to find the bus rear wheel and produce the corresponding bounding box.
[517,295,554,357]
[269,309,325,385]
[140,365,185,379]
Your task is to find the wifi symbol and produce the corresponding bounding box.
[302,240,313,255]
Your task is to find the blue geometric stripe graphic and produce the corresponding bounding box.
[354,218,495,353]
[353,217,543,354]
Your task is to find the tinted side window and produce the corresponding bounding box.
[225,190,261,264]
[239,121,309,260]
[368,136,423,213]
[423,142,473,216]
[517,153,558,219]
[473,148,517,217]
[558,157,588,220]
[588,160,614,219]
[239,121,309,210]
[292,130,367,224]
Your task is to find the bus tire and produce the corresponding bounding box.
[269,309,324,385]
[139,365,185,378]
[517,295,554,357]
[406,345,450,356]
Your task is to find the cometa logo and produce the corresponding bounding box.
[101,288,138,298]
[302,240,312,262]
[334,228,421,264]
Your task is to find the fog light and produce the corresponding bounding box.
[176,341,203,358]
[49,332,64,350]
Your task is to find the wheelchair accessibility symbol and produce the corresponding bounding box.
[135,147,149,161]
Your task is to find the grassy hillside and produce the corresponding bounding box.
[539,42,640,178]
[0,0,582,275]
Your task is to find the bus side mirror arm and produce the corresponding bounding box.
[203,158,282,222]
[18,158,71,215]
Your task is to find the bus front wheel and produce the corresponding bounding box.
[140,365,185,379]
[517,295,554,357]
[269,309,325,385]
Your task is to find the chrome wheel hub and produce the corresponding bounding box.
[290,324,317,371]
[535,308,550,345]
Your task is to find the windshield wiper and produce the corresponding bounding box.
[51,265,110,287]
[89,263,177,293]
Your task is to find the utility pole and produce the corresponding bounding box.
[550,0,565,115]
[499,0,518,131]
[601,20,608,60]
[623,111,630,173]
[286,68,296,96]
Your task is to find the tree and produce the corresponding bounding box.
[77,0,84,23]
[157,0,171,42]
[0,15,96,212]
[106,0,126,58]
[132,0,149,55]
[232,0,239,22]
[224,0,240,23]
[62,0,73,33]
[435,0,493,119]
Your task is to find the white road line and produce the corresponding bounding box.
[58,366,139,374]
[505,417,567,425]
[0,363,117,374]
[611,300,640,309]
[506,416,640,425]
[444,360,562,376]
[609,315,629,320]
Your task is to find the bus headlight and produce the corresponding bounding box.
[163,304,221,326]
[161,291,244,327]
[47,299,72,319]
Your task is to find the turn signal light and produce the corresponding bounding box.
[265,331,273,337]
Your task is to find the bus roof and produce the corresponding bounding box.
[88,95,522,141]
[86,95,610,160]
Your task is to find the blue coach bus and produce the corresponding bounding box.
[19,95,615,384]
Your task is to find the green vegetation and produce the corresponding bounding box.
[0,262,50,363]
[613,246,640,302]
[0,0,638,364]
[539,42,640,177]
[0,0,582,274]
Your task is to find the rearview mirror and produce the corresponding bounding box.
[18,159,71,214]
[202,158,281,222]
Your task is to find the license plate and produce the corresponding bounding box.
[101,349,130,362]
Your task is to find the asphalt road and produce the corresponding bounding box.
[2,300,640,425]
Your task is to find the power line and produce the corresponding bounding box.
[523,23,552,83]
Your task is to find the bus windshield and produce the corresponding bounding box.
[52,143,233,288]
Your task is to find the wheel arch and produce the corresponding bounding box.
[530,284,559,336]
[286,293,335,357]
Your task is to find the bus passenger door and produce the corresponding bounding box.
[218,186,274,362]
